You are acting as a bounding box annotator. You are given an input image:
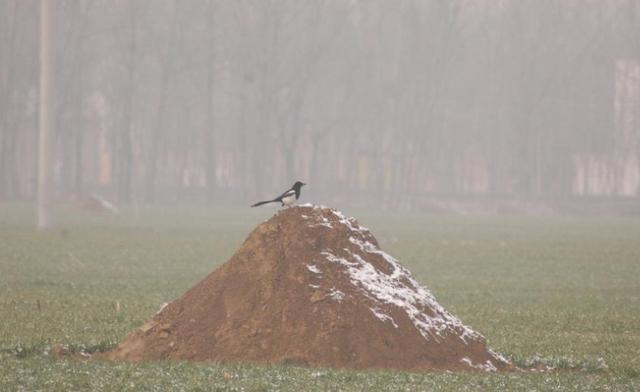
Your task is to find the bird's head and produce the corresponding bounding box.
[293,181,306,189]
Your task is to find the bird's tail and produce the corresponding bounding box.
[251,199,277,208]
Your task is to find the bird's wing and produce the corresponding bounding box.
[275,188,296,201]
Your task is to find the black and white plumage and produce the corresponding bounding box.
[251,181,306,208]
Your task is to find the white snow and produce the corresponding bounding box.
[156,302,169,315]
[370,307,398,328]
[308,284,320,289]
[310,216,333,228]
[298,205,335,228]
[322,246,481,342]
[349,237,396,266]
[320,251,353,266]
[487,348,510,365]
[307,264,322,274]
[320,211,483,345]
[330,209,371,233]
[329,287,346,301]
[461,357,498,372]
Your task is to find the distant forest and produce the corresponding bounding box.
[1,0,639,209]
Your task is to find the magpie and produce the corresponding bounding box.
[251,181,306,208]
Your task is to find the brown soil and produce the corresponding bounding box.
[104,205,512,372]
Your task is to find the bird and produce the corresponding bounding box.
[251,181,306,208]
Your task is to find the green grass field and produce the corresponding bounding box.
[1,203,639,391]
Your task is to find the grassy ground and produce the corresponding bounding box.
[1,203,639,391]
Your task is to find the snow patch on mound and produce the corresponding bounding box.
[329,288,346,301]
[309,205,482,344]
[370,307,398,328]
[307,264,321,274]
[156,302,169,315]
[461,357,498,372]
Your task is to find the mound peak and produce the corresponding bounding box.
[106,205,511,371]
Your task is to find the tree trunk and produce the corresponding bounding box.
[0,2,18,200]
[37,0,55,230]
[74,124,83,198]
[145,1,178,203]
[118,4,136,204]
[204,0,216,202]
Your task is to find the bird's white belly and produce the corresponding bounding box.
[282,194,296,206]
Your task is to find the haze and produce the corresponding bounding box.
[1,0,639,215]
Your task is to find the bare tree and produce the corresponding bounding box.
[204,0,217,201]
[37,0,55,229]
[116,0,137,204]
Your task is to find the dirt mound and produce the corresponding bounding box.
[105,205,511,372]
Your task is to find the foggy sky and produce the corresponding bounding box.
[1,0,639,212]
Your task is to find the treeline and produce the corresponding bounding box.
[0,0,639,208]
